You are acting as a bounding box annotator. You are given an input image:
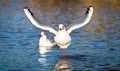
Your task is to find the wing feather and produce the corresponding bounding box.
[24,7,57,35]
[67,6,93,34]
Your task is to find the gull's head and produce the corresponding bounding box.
[40,31,46,37]
[58,24,65,31]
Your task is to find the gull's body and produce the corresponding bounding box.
[54,26,71,49]
[24,6,93,49]
[39,31,56,47]
[39,31,56,54]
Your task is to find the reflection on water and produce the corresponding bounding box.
[54,60,71,71]
[0,0,120,70]
[39,46,53,54]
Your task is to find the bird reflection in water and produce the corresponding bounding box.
[39,46,53,55]
[38,46,54,64]
[54,60,71,71]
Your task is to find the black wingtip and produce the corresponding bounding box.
[85,6,93,15]
[85,8,89,15]
[28,9,34,16]
[24,7,34,15]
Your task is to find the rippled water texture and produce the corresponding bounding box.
[0,0,120,71]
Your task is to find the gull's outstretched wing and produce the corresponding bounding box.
[24,7,57,35]
[67,6,93,34]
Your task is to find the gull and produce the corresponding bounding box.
[39,31,56,54]
[24,6,93,55]
[39,31,56,47]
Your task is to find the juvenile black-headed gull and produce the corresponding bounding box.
[39,31,56,54]
[24,6,93,49]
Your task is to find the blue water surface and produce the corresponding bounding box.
[0,0,120,71]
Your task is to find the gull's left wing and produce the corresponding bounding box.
[24,7,57,35]
[67,6,93,34]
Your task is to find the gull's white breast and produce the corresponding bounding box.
[54,30,71,49]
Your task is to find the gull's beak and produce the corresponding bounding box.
[59,28,62,30]
[59,24,64,31]
[59,27,64,31]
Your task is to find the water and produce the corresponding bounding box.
[0,0,120,71]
